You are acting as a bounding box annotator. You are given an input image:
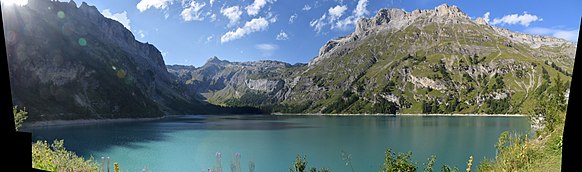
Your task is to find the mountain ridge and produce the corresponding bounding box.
[169,3,575,114]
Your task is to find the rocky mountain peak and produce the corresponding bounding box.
[207,56,222,63]
[312,4,473,66]
[434,4,466,17]
[204,56,231,66]
[474,17,489,25]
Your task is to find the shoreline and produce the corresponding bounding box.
[271,113,528,117]
[21,113,528,129]
[22,116,165,129]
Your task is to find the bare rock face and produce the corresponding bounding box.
[246,79,284,92]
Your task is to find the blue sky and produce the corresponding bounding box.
[5,0,581,67]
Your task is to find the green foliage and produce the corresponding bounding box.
[423,155,436,172]
[479,75,566,171]
[322,91,359,113]
[532,75,567,133]
[421,100,439,114]
[381,148,417,172]
[13,106,28,131]
[32,140,99,171]
[225,91,275,108]
[491,74,505,90]
[441,165,458,172]
[372,98,399,114]
[542,67,550,82]
[273,101,313,113]
[545,60,572,76]
[478,132,538,171]
[291,154,307,172]
[290,154,330,172]
[421,98,460,114]
[485,98,510,114]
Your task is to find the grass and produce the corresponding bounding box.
[478,128,563,171]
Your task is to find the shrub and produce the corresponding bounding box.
[13,105,28,131]
[32,140,100,171]
[290,154,330,172]
[381,148,416,172]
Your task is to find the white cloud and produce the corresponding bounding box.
[255,43,278,56]
[246,0,272,16]
[209,13,217,22]
[181,1,206,21]
[137,0,173,12]
[289,13,297,24]
[333,0,369,30]
[354,0,369,17]
[483,12,490,23]
[221,17,270,43]
[302,4,311,11]
[328,5,347,20]
[269,15,278,23]
[553,30,578,42]
[205,35,214,43]
[221,6,243,26]
[276,30,288,40]
[333,17,353,30]
[309,14,327,33]
[101,9,131,30]
[524,27,579,42]
[209,0,215,7]
[491,12,542,27]
[312,5,348,32]
[137,30,146,38]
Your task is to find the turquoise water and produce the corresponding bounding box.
[29,115,530,172]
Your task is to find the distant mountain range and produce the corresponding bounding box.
[168,4,575,114]
[3,1,575,120]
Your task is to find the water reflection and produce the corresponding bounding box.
[27,115,309,155]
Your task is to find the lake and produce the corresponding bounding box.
[28,115,530,172]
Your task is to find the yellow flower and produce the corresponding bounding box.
[466,155,473,172]
[114,162,120,172]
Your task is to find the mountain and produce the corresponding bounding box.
[168,4,575,114]
[3,0,261,121]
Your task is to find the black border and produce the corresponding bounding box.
[1,3,36,171]
[561,18,581,172]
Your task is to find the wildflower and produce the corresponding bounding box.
[466,155,473,172]
[114,162,120,172]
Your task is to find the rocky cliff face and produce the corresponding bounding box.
[3,0,236,120]
[170,4,575,114]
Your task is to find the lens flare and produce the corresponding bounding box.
[78,38,87,46]
[57,11,65,19]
